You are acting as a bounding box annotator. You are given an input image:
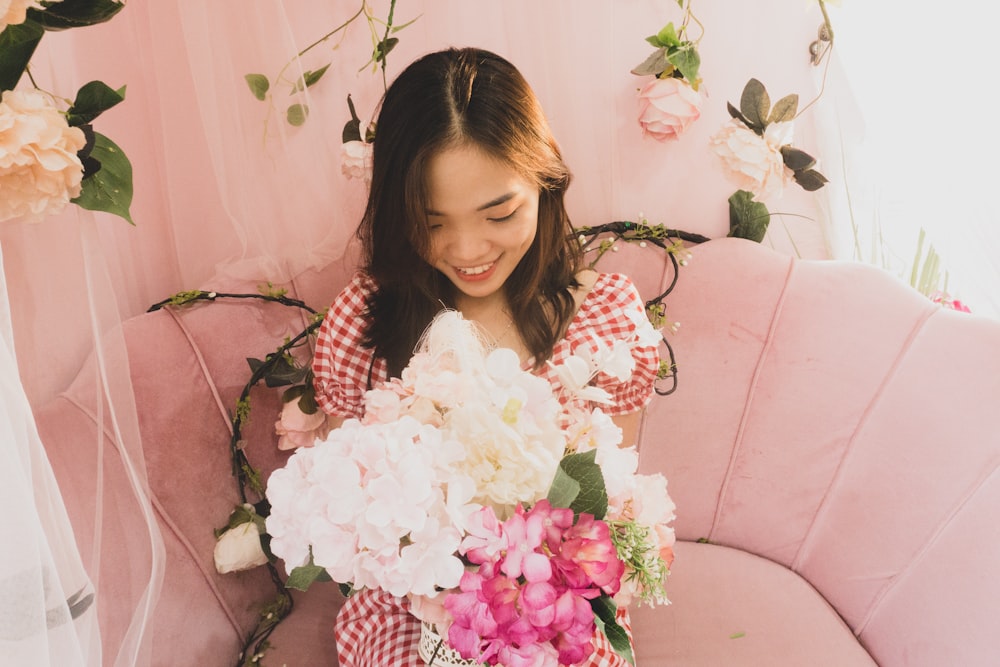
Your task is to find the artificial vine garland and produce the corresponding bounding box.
[150,220,702,666]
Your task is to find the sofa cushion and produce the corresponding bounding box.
[630,540,878,666]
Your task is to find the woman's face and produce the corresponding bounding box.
[424,144,539,309]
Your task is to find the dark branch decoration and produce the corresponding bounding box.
[149,218,704,665]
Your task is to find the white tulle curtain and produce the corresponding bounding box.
[0,1,829,664]
[816,2,1000,319]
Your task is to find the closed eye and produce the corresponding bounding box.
[488,208,518,223]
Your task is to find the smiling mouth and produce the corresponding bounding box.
[454,261,497,276]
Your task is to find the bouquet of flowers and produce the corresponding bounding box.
[265,310,676,666]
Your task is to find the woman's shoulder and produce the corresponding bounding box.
[575,270,643,315]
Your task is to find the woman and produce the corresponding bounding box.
[312,46,658,666]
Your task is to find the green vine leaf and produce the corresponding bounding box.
[655,22,681,48]
[666,43,700,85]
[71,131,134,224]
[245,73,269,101]
[780,146,816,172]
[793,168,828,191]
[739,78,770,132]
[767,93,798,124]
[550,450,608,520]
[286,103,308,126]
[342,94,363,143]
[286,561,332,592]
[727,190,770,242]
[630,47,669,77]
[591,596,635,665]
[67,80,125,126]
[292,63,330,93]
[0,20,44,91]
[27,0,125,31]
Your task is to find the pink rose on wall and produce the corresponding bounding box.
[631,14,704,141]
[637,77,703,142]
[0,89,87,223]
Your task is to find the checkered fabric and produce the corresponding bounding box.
[335,589,634,667]
[313,271,660,419]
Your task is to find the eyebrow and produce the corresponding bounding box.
[426,191,517,216]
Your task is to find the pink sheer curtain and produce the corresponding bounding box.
[0,1,828,663]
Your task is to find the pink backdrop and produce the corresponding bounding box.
[1,0,828,406]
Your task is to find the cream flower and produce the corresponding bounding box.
[340,139,372,182]
[0,89,87,223]
[709,119,793,201]
[0,0,44,31]
[637,76,703,142]
[213,521,268,574]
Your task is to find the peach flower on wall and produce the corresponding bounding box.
[637,77,703,142]
[709,118,792,201]
[0,0,43,31]
[0,89,86,223]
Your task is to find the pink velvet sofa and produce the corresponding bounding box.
[35,237,1000,665]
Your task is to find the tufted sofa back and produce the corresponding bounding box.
[34,237,1000,666]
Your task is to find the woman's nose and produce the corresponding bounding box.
[445,228,490,261]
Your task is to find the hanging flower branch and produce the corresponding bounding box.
[631,0,704,142]
[709,78,829,242]
[244,0,417,130]
[0,0,134,225]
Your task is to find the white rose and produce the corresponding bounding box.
[340,140,372,182]
[709,119,793,201]
[213,522,268,574]
[1,0,44,31]
[0,89,87,223]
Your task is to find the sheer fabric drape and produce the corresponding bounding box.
[815,2,1000,319]
[0,2,828,664]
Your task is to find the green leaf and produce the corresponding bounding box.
[244,73,269,101]
[286,103,308,126]
[767,93,798,124]
[285,562,332,592]
[792,168,828,191]
[726,101,752,128]
[666,44,700,84]
[727,190,770,243]
[547,465,582,509]
[260,355,309,388]
[72,132,134,224]
[67,80,125,126]
[780,146,815,172]
[0,21,44,91]
[630,47,669,77]
[291,64,331,94]
[303,63,330,88]
[644,35,661,48]
[554,450,608,520]
[281,384,306,404]
[27,0,125,31]
[739,78,770,131]
[655,22,680,48]
[342,94,362,143]
[374,36,398,63]
[297,387,318,415]
[391,15,422,33]
[591,596,635,665]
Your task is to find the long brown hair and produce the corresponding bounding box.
[356,47,582,377]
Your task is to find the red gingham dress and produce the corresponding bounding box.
[312,271,659,667]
